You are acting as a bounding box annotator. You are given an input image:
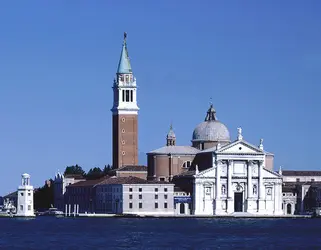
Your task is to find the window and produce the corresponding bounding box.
[139,202,142,209]
[164,188,168,192]
[139,188,142,192]
[129,188,133,192]
[125,75,129,83]
[125,90,130,102]
[160,178,165,181]
[28,193,31,196]
[20,192,24,196]
[155,188,158,192]
[129,194,133,199]
[296,178,300,182]
[312,179,315,182]
[164,194,168,199]
[20,205,23,211]
[122,90,125,102]
[28,205,31,211]
[200,143,204,150]
[139,194,142,199]
[129,203,133,209]
[182,161,192,169]
[155,203,158,209]
[155,194,158,199]
[164,203,168,209]
[130,90,133,102]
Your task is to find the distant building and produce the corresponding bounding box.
[64,178,105,214]
[16,173,35,217]
[54,172,85,211]
[281,170,321,215]
[95,176,174,215]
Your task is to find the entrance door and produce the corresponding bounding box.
[180,203,185,214]
[287,204,292,214]
[234,192,243,212]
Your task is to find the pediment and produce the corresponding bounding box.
[195,167,216,178]
[217,140,264,155]
[262,168,281,178]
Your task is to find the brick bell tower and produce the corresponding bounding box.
[111,32,139,169]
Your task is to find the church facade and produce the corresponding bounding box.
[192,131,283,215]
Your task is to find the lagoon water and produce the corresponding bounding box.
[0,217,320,249]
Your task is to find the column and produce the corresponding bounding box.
[153,156,157,180]
[215,162,221,214]
[258,161,264,199]
[247,161,252,199]
[216,164,221,200]
[258,160,265,213]
[227,160,233,199]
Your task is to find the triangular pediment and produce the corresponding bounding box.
[195,167,216,178]
[217,140,264,155]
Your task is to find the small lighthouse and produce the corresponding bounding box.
[16,173,35,217]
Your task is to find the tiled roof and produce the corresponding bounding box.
[148,146,200,155]
[98,176,172,185]
[117,165,147,172]
[175,170,196,177]
[64,174,85,180]
[282,170,321,176]
[67,177,108,187]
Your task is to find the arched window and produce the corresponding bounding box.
[182,161,192,168]
[221,185,226,195]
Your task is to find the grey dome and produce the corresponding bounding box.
[192,104,230,143]
[192,120,230,142]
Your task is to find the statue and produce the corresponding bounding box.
[237,127,243,140]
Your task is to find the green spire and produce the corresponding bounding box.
[117,32,132,74]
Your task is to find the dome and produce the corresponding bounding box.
[192,120,230,142]
[192,104,230,143]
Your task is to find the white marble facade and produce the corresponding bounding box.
[193,131,283,216]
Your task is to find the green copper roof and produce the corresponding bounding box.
[117,33,132,74]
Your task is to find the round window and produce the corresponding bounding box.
[122,151,126,155]
[122,129,125,133]
[121,117,125,122]
[122,140,125,145]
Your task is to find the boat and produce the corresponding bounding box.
[0,199,16,217]
[38,207,64,217]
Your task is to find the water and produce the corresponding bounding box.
[0,217,320,249]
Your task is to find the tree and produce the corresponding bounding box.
[34,179,54,211]
[103,164,112,175]
[64,164,85,176]
[86,167,104,180]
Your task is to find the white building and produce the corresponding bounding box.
[16,173,35,217]
[54,172,85,211]
[95,176,175,215]
[192,128,283,215]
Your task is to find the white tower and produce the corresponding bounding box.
[16,173,35,217]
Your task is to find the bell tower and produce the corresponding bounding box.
[111,33,139,169]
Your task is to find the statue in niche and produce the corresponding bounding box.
[221,185,226,195]
[253,185,257,195]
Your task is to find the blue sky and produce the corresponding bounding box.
[0,1,320,194]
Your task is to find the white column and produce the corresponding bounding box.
[216,164,221,200]
[258,161,264,200]
[227,160,233,198]
[68,204,71,216]
[65,204,68,217]
[247,161,252,199]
